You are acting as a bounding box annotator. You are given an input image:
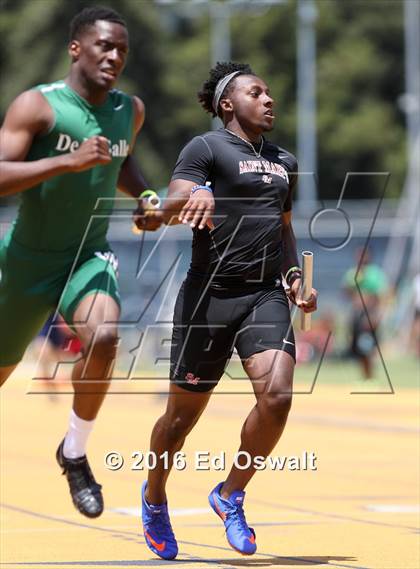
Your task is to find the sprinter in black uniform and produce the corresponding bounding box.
[141,62,318,559]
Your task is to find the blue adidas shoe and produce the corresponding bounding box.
[208,482,257,555]
[141,481,178,560]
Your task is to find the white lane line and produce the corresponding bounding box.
[109,506,211,517]
[0,526,136,533]
[293,414,419,434]
[365,504,420,513]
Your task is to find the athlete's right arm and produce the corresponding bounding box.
[163,136,215,229]
[164,179,214,230]
[0,90,111,197]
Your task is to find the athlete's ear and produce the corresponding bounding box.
[220,98,233,113]
[68,40,81,61]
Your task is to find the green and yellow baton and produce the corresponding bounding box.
[132,189,161,234]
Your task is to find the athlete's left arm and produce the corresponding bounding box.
[282,211,318,313]
[118,96,162,231]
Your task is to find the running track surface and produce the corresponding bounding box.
[1,365,419,569]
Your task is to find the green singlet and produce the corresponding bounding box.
[0,81,134,366]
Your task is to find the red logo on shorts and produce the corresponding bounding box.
[185,372,200,385]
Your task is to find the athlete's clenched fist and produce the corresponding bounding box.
[68,136,111,172]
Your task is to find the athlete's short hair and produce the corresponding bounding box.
[198,61,255,118]
[69,6,126,41]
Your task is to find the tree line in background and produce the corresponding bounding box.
[0,0,407,201]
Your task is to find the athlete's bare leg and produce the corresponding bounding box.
[52,293,120,519]
[70,293,120,420]
[220,349,294,498]
[0,365,18,387]
[145,383,213,504]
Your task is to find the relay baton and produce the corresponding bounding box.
[132,190,161,235]
[300,251,314,331]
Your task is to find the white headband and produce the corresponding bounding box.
[212,71,241,113]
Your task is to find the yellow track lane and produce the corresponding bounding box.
[1,365,419,568]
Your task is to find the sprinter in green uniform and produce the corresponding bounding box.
[0,6,163,518]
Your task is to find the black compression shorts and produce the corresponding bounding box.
[170,277,295,392]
